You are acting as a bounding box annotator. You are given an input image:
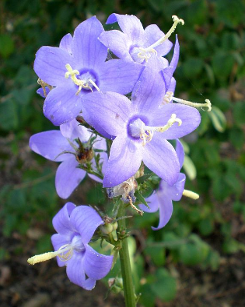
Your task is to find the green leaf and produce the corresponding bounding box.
[208,106,227,132]
[233,101,245,126]
[145,244,165,266]
[151,269,177,302]
[212,52,235,81]
[139,284,155,307]
[198,218,214,236]
[183,155,197,180]
[0,99,19,131]
[0,34,14,58]
[135,190,149,208]
[182,57,203,78]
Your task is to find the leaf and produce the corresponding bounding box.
[0,34,14,58]
[135,190,149,208]
[183,155,197,180]
[0,99,19,131]
[151,269,177,302]
[208,106,227,132]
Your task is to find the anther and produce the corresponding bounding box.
[65,64,100,95]
[172,97,212,111]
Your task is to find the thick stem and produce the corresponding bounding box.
[117,204,136,307]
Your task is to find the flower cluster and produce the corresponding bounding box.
[28,13,209,290]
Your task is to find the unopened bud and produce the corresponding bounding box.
[112,221,118,231]
[76,147,94,163]
[100,223,113,235]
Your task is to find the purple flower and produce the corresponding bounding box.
[81,67,201,188]
[34,16,143,126]
[51,202,113,290]
[29,119,107,199]
[140,139,186,230]
[99,13,173,70]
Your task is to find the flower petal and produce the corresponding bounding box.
[83,244,113,280]
[43,83,83,126]
[162,36,179,89]
[51,233,71,267]
[99,59,143,94]
[34,46,74,86]
[152,194,173,230]
[60,118,91,142]
[103,135,142,187]
[29,131,72,162]
[166,173,186,201]
[52,202,76,235]
[106,13,144,43]
[81,92,132,138]
[131,67,165,114]
[59,33,72,54]
[150,103,201,139]
[66,252,96,290]
[143,135,180,185]
[143,24,173,57]
[55,158,86,199]
[70,206,104,244]
[175,139,184,169]
[99,30,132,61]
[139,191,159,213]
[72,16,107,69]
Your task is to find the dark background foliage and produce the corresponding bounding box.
[0,0,245,306]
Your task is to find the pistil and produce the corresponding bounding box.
[130,114,182,146]
[27,244,73,265]
[163,91,212,111]
[137,15,184,61]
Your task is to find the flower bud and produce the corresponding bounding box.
[100,223,114,235]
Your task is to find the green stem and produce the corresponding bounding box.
[117,204,136,307]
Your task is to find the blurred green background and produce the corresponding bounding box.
[0,0,245,306]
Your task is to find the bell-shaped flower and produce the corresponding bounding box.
[99,13,183,72]
[34,16,143,126]
[139,140,186,230]
[29,119,107,199]
[81,67,201,188]
[28,202,112,290]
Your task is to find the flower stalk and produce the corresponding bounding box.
[117,203,136,307]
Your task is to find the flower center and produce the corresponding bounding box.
[65,64,100,94]
[27,234,85,265]
[136,15,184,62]
[128,115,182,146]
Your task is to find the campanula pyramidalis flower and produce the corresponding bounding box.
[139,139,186,230]
[51,203,113,290]
[99,14,183,71]
[29,119,107,199]
[28,203,113,290]
[81,67,201,188]
[34,16,143,126]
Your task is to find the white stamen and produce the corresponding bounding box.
[27,244,73,265]
[182,189,199,200]
[129,114,182,146]
[137,15,184,61]
[172,97,212,111]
